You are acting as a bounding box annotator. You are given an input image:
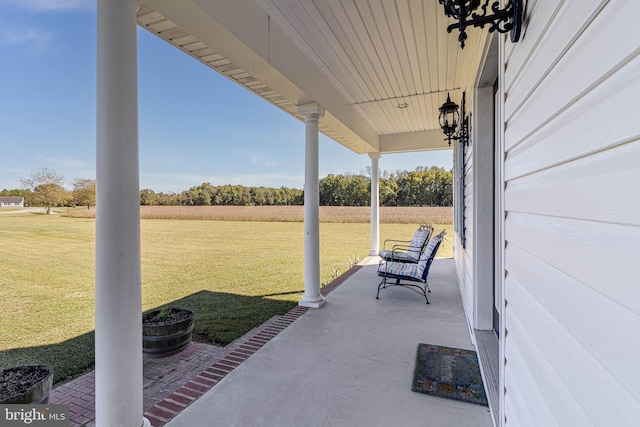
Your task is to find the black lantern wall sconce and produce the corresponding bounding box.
[438,0,523,49]
[439,92,469,147]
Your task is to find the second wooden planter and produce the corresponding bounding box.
[142,307,194,358]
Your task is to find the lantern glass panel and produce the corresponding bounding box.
[439,95,459,137]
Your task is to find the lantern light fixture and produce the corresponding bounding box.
[439,92,469,147]
[438,0,523,49]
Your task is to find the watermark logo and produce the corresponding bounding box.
[0,405,68,427]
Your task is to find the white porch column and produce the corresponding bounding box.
[298,103,326,309]
[96,1,150,426]
[369,153,381,256]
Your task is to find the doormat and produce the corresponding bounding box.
[412,343,488,406]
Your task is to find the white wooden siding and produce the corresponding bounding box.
[502,0,640,425]
[505,1,638,150]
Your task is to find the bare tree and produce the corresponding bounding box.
[20,168,69,214]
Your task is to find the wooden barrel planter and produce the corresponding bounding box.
[142,307,194,358]
[0,364,54,404]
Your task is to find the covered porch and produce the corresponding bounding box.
[89,0,640,425]
[94,1,492,425]
[156,258,491,426]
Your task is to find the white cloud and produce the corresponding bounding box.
[0,0,93,52]
[226,129,305,148]
[38,155,88,169]
[0,27,52,53]
[1,0,94,12]
[229,149,279,169]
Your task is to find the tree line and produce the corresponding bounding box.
[143,184,304,207]
[144,166,452,207]
[2,166,452,209]
[319,166,452,207]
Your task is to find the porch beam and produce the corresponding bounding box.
[96,0,150,426]
[369,153,381,256]
[378,129,448,153]
[299,103,326,309]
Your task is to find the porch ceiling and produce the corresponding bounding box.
[138,0,486,155]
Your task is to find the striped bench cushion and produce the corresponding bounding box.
[378,250,417,262]
[407,228,431,259]
[378,259,423,281]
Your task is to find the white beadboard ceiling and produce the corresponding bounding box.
[139,0,486,154]
[258,0,462,134]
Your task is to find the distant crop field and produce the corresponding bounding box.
[65,205,453,224]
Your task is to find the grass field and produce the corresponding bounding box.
[0,207,452,384]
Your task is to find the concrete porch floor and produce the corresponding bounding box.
[165,257,493,427]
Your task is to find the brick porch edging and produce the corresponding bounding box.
[143,305,310,426]
[144,264,364,426]
[321,265,362,296]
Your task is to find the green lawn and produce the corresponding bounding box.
[0,213,452,383]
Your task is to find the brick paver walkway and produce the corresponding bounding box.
[49,265,362,427]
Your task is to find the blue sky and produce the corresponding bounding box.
[0,0,452,193]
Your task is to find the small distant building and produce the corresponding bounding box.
[0,196,24,207]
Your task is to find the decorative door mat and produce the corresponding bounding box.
[412,343,488,406]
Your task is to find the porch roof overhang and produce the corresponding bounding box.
[137,0,488,155]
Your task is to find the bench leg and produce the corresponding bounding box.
[376,278,385,299]
[377,276,430,304]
